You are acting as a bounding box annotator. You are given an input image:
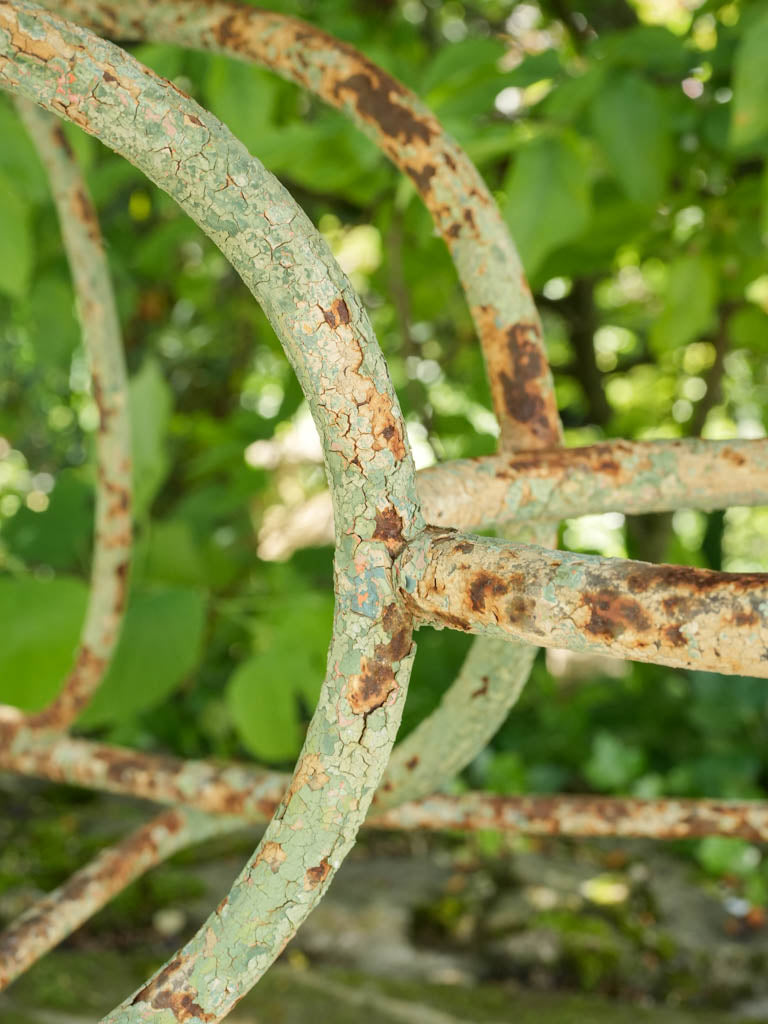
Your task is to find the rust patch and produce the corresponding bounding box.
[473,305,559,445]
[500,322,547,426]
[131,956,214,1021]
[722,447,747,467]
[469,572,509,612]
[583,589,651,639]
[734,608,759,627]
[50,122,74,157]
[471,676,489,699]
[71,185,102,244]
[304,857,331,890]
[285,754,330,804]
[405,755,420,770]
[405,162,436,192]
[664,625,686,647]
[373,505,406,556]
[346,659,397,715]
[333,69,436,147]
[507,595,536,628]
[435,610,473,632]
[184,113,204,127]
[365,389,407,460]
[504,442,627,479]
[253,841,286,875]
[322,297,351,329]
[378,603,412,663]
[102,70,118,84]
[453,540,475,555]
[627,564,768,594]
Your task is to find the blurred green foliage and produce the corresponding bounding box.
[2,0,768,888]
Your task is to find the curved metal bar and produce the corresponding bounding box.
[12,99,131,730]
[0,3,422,1020]
[44,0,565,810]
[46,0,560,450]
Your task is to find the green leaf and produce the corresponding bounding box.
[596,26,689,74]
[142,519,209,587]
[0,172,32,299]
[697,836,760,877]
[225,589,333,761]
[650,253,718,352]
[591,72,671,204]
[0,99,48,200]
[585,732,645,791]
[24,275,79,368]
[226,648,309,763]
[78,586,206,727]
[543,65,606,122]
[0,576,88,710]
[129,359,173,519]
[420,37,504,95]
[729,304,768,354]
[204,56,277,153]
[730,9,768,149]
[2,469,92,571]
[503,130,591,276]
[258,117,390,204]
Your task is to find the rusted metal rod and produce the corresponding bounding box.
[418,437,768,529]
[0,714,287,820]
[11,101,131,731]
[372,792,768,843]
[48,0,560,451]
[396,528,768,677]
[7,727,768,846]
[264,438,768,546]
[4,788,768,990]
[0,809,241,992]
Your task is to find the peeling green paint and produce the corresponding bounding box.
[0,2,424,1018]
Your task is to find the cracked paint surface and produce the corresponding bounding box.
[4,3,767,1017]
[34,0,565,863]
[47,0,560,451]
[0,3,423,1019]
[415,437,768,530]
[396,528,768,678]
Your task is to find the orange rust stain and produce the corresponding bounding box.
[378,604,412,663]
[473,305,559,446]
[130,955,215,1021]
[253,841,286,874]
[345,659,398,715]
[372,505,405,555]
[322,297,351,330]
[468,572,509,612]
[304,857,331,890]
[365,390,407,461]
[582,589,651,639]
